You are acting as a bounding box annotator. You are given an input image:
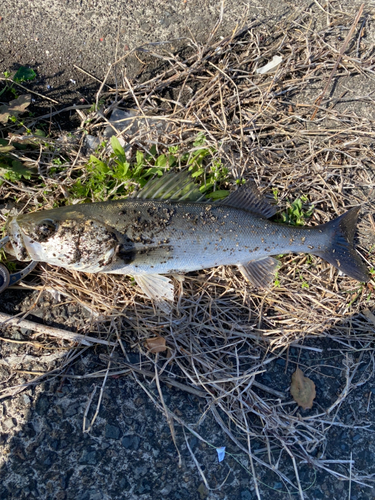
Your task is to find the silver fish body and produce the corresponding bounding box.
[5,172,369,309]
[7,199,331,272]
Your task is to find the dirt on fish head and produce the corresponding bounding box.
[7,215,125,271]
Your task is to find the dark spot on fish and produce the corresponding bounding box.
[147,206,157,216]
[33,219,58,242]
[20,247,28,260]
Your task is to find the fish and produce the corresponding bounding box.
[5,171,369,311]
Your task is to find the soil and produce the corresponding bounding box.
[1,1,375,499]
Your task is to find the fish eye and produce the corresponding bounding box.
[35,219,58,240]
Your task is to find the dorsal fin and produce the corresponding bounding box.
[134,171,207,202]
[217,182,277,218]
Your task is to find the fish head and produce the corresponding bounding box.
[6,210,121,272]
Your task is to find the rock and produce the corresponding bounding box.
[3,418,16,430]
[35,396,50,414]
[121,435,140,450]
[104,423,121,440]
[22,394,31,405]
[85,135,101,152]
[197,483,208,499]
[79,449,97,465]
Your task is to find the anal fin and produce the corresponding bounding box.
[238,257,280,289]
[134,273,174,313]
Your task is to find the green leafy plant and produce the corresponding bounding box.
[281,195,314,226]
[70,137,165,201]
[52,158,64,166]
[166,134,231,199]
[69,134,231,202]
[300,278,309,289]
[0,139,33,183]
[0,67,36,99]
[13,67,37,83]
[274,271,280,287]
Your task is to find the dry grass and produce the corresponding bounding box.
[1,3,375,498]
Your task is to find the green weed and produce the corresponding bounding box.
[281,195,314,226]
[69,134,230,202]
[274,271,280,287]
[184,133,230,200]
[0,66,36,98]
[89,99,105,112]
[13,67,36,83]
[0,139,33,183]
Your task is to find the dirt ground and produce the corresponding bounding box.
[0,0,366,109]
[1,1,375,499]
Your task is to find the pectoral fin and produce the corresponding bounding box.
[238,257,280,289]
[134,273,174,313]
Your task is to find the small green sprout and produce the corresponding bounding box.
[297,274,309,289]
[235,178,246,186]
[274,271,280,287]
[281,195,314,226]
[89,99,105,112]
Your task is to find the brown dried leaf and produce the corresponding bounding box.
[0,145,14,153]
[290,368,316,410]
[0,95,31,124]
[145,336,167,353]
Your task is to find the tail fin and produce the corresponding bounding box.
[315,207,369,282]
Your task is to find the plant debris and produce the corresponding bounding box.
[290,367,316,410]
[145,335,167,354]
[0,94,31,124]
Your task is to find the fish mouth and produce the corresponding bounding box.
[6,218,33,262]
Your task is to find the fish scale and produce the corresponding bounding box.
[95,200,328,276]
[5,171,369,311]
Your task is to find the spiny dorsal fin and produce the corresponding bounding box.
[218,182,277,218]
[135,171,207,202]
